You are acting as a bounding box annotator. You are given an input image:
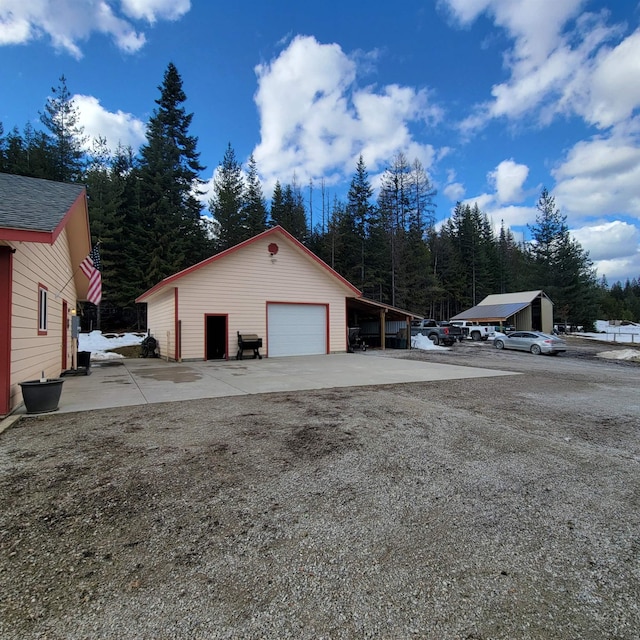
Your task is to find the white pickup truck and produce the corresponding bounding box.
[449,321,495,342]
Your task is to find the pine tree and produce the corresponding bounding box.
[271,178,308,242]
[528,187,598,328]
[209,143,245,251]
[85,138,127,310]
[39,76,86,182]
[346,155,374,289]
[136,62,211,290]
[242,154,268,238]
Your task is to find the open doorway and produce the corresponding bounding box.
[205,314,227,360]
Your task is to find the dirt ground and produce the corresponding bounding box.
[1,337,639,639]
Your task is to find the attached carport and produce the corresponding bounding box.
[347,297,422,349]
[451,290,554,333]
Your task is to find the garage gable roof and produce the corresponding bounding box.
[136,226,362,302]
[0,173,87,244]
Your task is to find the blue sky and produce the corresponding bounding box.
[1,0,640,284]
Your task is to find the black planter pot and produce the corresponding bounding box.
[19,379,65,414]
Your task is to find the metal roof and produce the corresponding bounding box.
[0,173,86,233]
[451,302,530,321]
[479,290,548,305]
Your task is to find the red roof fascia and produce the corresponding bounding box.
[0,227,55,243]
[136,225,362,303]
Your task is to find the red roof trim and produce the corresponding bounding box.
[136,226,362,302]
[0,227,54,243]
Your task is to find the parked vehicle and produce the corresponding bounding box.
[493,331,567,355]
[410,319,463,346]
[449,320,495,342]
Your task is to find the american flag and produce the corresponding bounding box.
[80,244,102,305]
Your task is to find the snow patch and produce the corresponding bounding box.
[78,330,145,361]
[411,333,450,351]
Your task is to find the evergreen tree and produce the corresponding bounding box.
[209,143,245,251]
[242,154,268,238]
[269,181,284,228]
[528,188,598,328]
[85,138,127,310]
[346,155,374,288]
[136,62,210,290]
[271,178,308,242]
[497,222,527,293]
[0,124,55,178]
[39,75,86,182]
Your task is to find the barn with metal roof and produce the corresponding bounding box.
[450,290,554,333]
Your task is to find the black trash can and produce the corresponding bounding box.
[77,351,91,369]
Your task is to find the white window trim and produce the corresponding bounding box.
[38,284,48,334]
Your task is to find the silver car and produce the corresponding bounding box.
[494,331,567,355]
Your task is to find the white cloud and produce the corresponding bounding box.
[0,0,190,58]
[74,95,146,154]
[580,29,640,129]
[121,0,191,23]
[571,220,640,261]
[570,219,640,285]
[488,159,529,203]
[589,255,640,284]
[445,0,639,134]
[444,182,465,201]
[252,35,443,189]
[552,130,640,220]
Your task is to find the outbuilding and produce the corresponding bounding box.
[136,226,367,360]
[0,173,93,416]
[451,290,554,334]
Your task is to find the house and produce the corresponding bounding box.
[135,226,420,360]
[451,290,554,333]
[0,173,92,416]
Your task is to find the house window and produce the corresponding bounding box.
[38,284,48,334]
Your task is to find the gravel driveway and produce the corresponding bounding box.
[1,338,639,639]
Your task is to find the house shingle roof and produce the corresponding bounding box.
[0,173,85,233]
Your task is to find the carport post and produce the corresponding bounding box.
[380,309,386,350]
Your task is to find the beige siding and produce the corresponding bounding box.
[148,235,352,360]
[146,288,176,359]
[8,229,78,409]
[514,306,532,330]
[541,297,553,334]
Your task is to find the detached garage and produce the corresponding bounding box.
[135,226,361,360]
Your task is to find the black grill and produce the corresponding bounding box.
[236,332,263,360]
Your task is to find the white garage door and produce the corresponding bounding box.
[267,303,327,357]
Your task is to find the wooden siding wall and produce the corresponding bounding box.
[147,288,176,360]
[7,230,77,410]
[149,238,352,360]
[541,297,553,334]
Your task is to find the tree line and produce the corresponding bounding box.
[1,63,638,330]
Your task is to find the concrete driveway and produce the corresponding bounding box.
[15,352,518,415]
